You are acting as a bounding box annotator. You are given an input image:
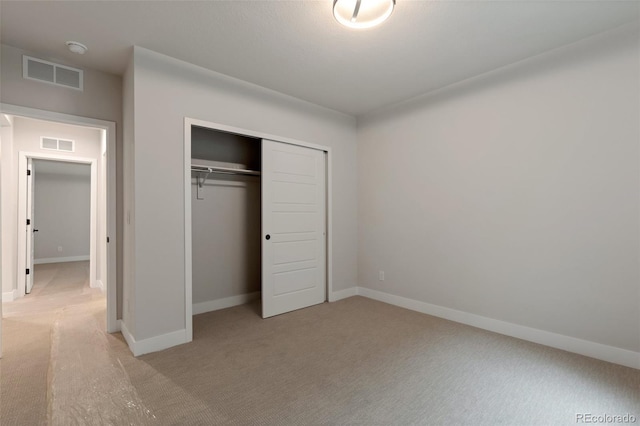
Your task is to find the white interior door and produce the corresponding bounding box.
[25,158,35,294]
[262,139,326,318]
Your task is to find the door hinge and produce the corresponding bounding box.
[27,219,31,225]
[27,170,31,176]
[26,268,30,275]
[107,236,110,243]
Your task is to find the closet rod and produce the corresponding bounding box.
[191,164,261,176]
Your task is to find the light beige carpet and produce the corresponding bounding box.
[0,261,110,426]
[2,262,639,425]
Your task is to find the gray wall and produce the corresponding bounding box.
[191,177,261,303]
[34,163,91,260]
[357,25,640,352]
[0,120,15,296]
[0,43,124,317]
[126,46,358,341]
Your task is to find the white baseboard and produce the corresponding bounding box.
[109,318,121,333]
[34,255,90,265]
[193,291,261,315]
[330,287,358,302]
[2,289,18,302]
[119,320,135,352]
[357,287,640,370]
[93,279,104,292]
[119,292,259,356]
[119,319,188,357]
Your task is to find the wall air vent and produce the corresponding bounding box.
[41,137,75,152]
[23,55,83,91]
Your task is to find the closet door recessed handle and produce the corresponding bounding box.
[265,234,271,240]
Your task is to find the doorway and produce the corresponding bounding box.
[26,159,92,296]
[20,152,97,296]
[0,105,117,358]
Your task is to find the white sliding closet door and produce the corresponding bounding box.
[262,139,326,318]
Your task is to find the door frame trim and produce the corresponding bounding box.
[18,151,97,295]
[183,117,333,342]
[2,103,118,334]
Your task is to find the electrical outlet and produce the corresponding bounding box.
[379,270,385,281]
[57,246,63,252]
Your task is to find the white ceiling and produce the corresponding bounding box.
[1,1,638,116]
[33,160,90,177]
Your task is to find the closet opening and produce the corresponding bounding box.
[190,126,262,319]
[184,118,332,343]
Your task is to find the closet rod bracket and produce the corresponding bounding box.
[197,172,211,188]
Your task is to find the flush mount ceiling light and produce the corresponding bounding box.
[65,41,88,55]
[333,0,395,29]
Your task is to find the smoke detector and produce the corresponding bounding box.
[65,41,87,55]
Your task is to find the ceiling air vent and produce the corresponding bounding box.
[41,137,75,152]
[23,56,83,91]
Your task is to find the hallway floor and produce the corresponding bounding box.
[0,261,149,425]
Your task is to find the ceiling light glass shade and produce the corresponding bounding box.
[66,41,88,55]
[333,0,395,29]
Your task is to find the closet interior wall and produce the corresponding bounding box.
[191,126,261,312]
